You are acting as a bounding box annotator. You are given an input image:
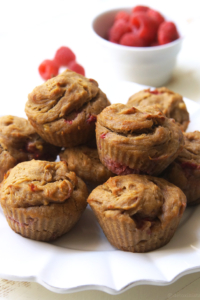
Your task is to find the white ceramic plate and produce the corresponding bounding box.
[0,80,200,295]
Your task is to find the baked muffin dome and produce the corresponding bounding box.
[88,175,186,252]
[127,87,189,131]
[0,160,88,241]
[60,145,113,186]
[163,131,200,205]
[96,104,184,176]
[25,70,110,147]
[0,143,16,182]
[0,115,59,163]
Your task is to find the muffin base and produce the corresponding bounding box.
[1,200,87,242]
[96,123,182,176]
[90,208,182,253]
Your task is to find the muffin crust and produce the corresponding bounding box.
[0,115,59,162]
[163,131,200,205]
[25,70,110,147]
[88,175,186,252]
[127,87,189,131]
[96,104,184,176]
[0,160,88,241]
[0,143,16,182]
[60,145,113,185]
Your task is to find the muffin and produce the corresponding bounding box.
[0,115,59,163]
[127,87,189,131]
[162,131,200,205]
[0,143,16,182]
[59,144,114,190]
[88,175,186,252]
[25,70,110,147]
[96,104,184,176]
[0,160,88,241]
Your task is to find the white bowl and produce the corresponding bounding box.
[91,8,183,87]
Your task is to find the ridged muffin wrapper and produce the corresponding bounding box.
[96,124,180,176]
[91,207,181,253]
[1,203,85,242]
[30,119,95,148]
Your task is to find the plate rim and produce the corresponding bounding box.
[0,80,200,295]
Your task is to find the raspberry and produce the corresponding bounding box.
[87,115,97,124]
[158,21,179,45]
[147,9,165,27]
[67,61,85,76]
[108,19,131,43]
[130,12,158,44]
[148,89,162,94]
[150,40,160,46]
[120,32,147,47]
[54,46,76,67]
[132,5,149,13]
[38,60,59,80]
[115,11,130,22]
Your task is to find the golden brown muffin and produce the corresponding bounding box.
[127,87,189,131]
[0,160,88,241]
[96,104,184,176]
[0,115,59,163]
[25,70,110,147]
[88,175,186,252]
[162,131,200,205]
[59,145,114,187]
[0,143,16,182]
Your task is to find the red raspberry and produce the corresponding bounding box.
[54,46,76,67]
[158,21,179,45]
[67,61,85,76]
[150,40,160,46]
[130,12,158,44]
[120,32,147,47]
[147,9,165,27]
[115,11,130,22]
[38,60,59,80]
[132,5,149,14]
[108,19,131,43]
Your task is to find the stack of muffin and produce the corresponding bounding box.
[0,70,199,253]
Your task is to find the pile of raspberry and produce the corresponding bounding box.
[38,46,85,80]
[108,5,179,47]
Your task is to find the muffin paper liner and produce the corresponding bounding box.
[97,136,170,175]
[91,208,181,253]
[30,120,95,148]
[1,204,85,242]
[96,126,176,176]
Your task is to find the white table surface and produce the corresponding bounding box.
[0,0,200,299]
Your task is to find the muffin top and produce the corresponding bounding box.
[163,131,200,168]
[97,103,184,158]
[0,115,59,162]
[60,145,113,184]
[25,70,101,125]
[175,131,200,165]
[88,175,186,226]
[127,87,189,131]
[0,160,82,208]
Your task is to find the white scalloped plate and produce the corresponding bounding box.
[0,80,200,295]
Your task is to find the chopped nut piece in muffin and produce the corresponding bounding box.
[0,160,88,241]
[25,70,110,147]
[127,87,189,131]
[96,104,184,176]
[88,175,186,252]
[0,115,59,163]
[162,131,200,205]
